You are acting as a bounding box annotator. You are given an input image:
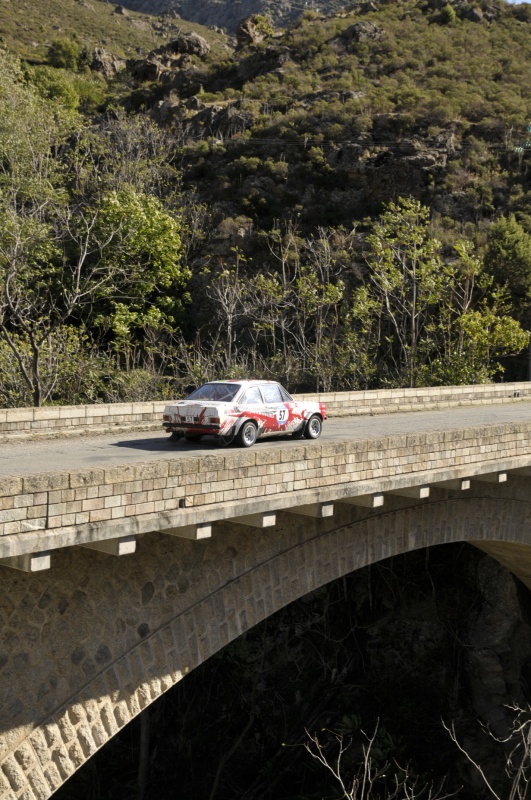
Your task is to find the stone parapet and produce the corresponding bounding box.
[2,419,531,557]
[0,382,530,442]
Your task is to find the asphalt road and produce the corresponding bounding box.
[2,402,531,478]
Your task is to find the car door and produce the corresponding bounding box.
[260,383,289,434]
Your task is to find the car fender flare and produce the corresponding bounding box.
[231,417,259,437]
[303,410,322,422]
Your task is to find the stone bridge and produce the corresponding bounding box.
[2,389,531,799]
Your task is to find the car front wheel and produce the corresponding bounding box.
[304,415,322,439]
[237,421,258,448]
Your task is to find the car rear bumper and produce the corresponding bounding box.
[163,422,222,435]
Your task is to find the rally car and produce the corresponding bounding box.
[162,380,326,447]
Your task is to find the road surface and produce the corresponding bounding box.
[2,401,531,478]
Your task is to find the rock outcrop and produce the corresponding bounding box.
[91,47,126,77]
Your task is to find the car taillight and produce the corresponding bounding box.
[208,416,221,424]
[163,414,170,421]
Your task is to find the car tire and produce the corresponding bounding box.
[237,421,258,448]
[185,434,203,442]
[169,431,182,442]
[304,415,322,439]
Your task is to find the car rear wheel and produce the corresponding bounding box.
[237,421,258,448]
[304,415,322,439]
[169,431,182,442]
[185,433,203,442]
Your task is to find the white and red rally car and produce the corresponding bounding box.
[162,380,326,447]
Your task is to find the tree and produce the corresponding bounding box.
[362,197,451,387]
[355,198,529,387]
[483,215,531,379]
[0,51,188,405]
[304,724,453,800]
[0,188,186,405]
[445,703,531,800]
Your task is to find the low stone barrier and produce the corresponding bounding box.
[0,381,530,442]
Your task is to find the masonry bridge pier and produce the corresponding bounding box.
[2,384,531,800]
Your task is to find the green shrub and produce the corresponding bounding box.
[47,37,80,70]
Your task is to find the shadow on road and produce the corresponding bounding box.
[111,433,292,454]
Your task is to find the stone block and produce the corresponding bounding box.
[137,461,170,480]
[69,469,104,489]
[75,725,97,758]
[26,768,50,800]
[6,408,34,423]
[88,509,114,523]
[51,746,75,780]
[103,465,138,485]
[43,763,63,794]
[0,476,24,496]
[23,473,69,493]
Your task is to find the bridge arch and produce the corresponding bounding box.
[2,487,531,800]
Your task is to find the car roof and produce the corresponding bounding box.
[204,380,279,386]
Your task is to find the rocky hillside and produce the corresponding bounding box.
[118,0,531,237]
[0,0,226,61]
[114,0,351,32]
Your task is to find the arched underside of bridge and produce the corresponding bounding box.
[2,483,531,800]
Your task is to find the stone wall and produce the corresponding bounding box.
[2,419,531,558]
[1,381,530,442]
[2,486,531,800]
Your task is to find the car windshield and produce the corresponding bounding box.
[186,383,242,402]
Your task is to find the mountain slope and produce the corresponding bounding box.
[112,0,349,32]
[118,0,531,233]
[0,0,187,61]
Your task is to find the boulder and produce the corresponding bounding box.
[188,103,255,138]
[128,57,166,82]
[91,47,125,77]
[164,32,211,58]
[236,15,270,48]
[464,6,483,22]
[341,20,384,43]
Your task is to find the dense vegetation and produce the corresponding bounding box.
[1,0,531,407]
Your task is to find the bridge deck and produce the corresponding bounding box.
[3,401,531,477]
[3,400,531,566]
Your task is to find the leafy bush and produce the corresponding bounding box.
[47,37,80,70]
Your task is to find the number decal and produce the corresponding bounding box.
[276,406,288,425]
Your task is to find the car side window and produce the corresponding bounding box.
[279,387,292,402]
[240,386,264,405]
[261,384,283,404]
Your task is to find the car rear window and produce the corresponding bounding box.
[186,383,241,402]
